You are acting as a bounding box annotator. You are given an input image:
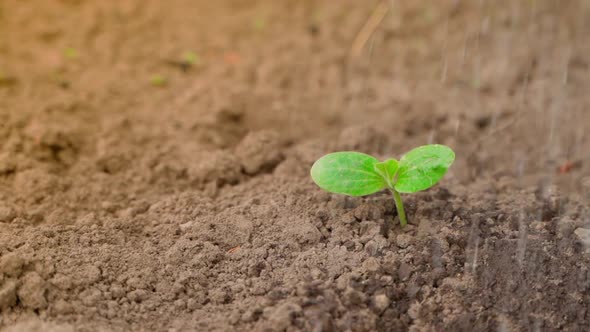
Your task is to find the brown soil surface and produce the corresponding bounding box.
[1,0,590,331]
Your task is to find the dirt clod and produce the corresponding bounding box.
[0,253,26,278]
[574,228,590,252]
[0,206,16,223]
[17,272,47,310]
[0,279,18,310]
[236,130,283,175]
[266,302,302,330]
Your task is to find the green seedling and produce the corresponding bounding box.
[182,51,200,66]
[150,74,167,87]
[311,144,455,227]
[64,47,78,59]
[254,18,266,30]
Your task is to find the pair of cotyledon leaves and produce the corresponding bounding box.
[310,144,455,196]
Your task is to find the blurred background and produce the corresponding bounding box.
[1,0,588,198]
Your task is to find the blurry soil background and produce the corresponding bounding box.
[1,0,590,331]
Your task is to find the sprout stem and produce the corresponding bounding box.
[391,189,407,227]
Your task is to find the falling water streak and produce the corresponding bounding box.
[427,129,436,144]
[574,125,585,163]
[495,0,514,128]
[505,2,515,58]
[511,0,522,29]
[516,151,527,187]
[501,0,521,103]
[547,54,567,166]
[471,237,480,274]
[465,218,480,276]
[440,54,448,84]
[389,0,397,24]
[536,17,557,195]
[519,55,532,109]
[361,34,378,109]
[560,48,573,150]
[517,0,535,111]
[578,0,589,37]
[460,31,468,67]
[453,119,461,137]
[533,319,542,332]
[534,52,546,151]
[562,48,571,85]
[542,14,563,190]
[519,0,546,304]
[516,212,527,267]
[497,318,509,332]
[440,14,450,83]
[472,0,486,91]
[530,0,538,22]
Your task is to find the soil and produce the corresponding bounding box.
[1,0,590,331]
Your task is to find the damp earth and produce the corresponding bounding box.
[1,0,590,331]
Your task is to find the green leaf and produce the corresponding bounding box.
[310,152,385,196]
[64,47,78,59]
[150,74,167,87]
[182,51,200,66]
[394,144,455,193]
[373,159,398,187]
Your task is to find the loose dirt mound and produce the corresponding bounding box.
[1,0,590,331]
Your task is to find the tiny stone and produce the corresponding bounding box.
[241,309,260,323]
[531,221,546,232]
[364,240,379,257]
[53,299,74,315]
[574,228,590,252]
[228,310,241,325]
[582,177,590,198]
[80,288,102,306]
[174,299,186,310]
[316,210,329,222]
[380,275,393,285]
[398,262,413,281]
[396,234,413,249]
[359,221,383,243]
[372,294,390,313]
[402,224,417,233]
[343,287,366,306]
[362,257,381,273]
[187,298,201,311]
[127,289,149,302]
[310,268,323,280]
[110,285,125,299]
[557,217,577,238]
[335,274,350,290]
[341,213,356,224]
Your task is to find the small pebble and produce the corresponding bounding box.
[396,234,413,249]
[372,294,390,313]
